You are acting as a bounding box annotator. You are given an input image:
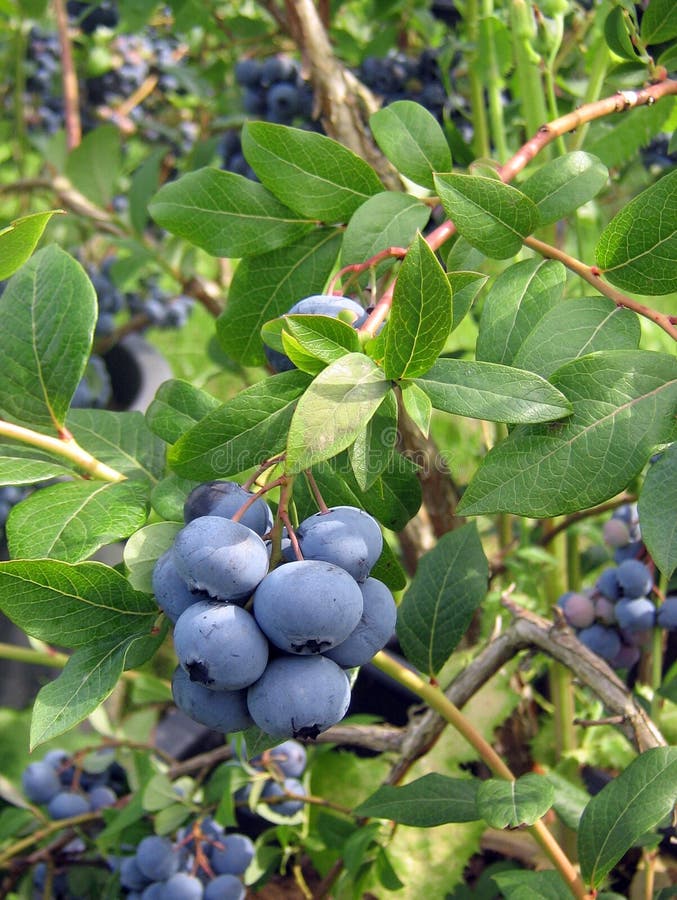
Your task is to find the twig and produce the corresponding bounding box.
[53,0,81,149]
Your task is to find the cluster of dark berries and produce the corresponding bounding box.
[263,294,368,373]
[232,738,309,822]
[66,1,119,34]
[358,50,450,118]
[22,747,125,816]
[118,820,253,899]
[153,480,396,741]
[235,55,315,126]
[557,504,676,668]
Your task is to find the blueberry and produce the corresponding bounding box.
[616,559,653,599]
[296,506,383,582]
[21,761,62,804]
[210,832,255,876]
[577,624,622,662]
[252,739,307,778]
[88,785,117,810]
[183,481,274,537]
[594,567,621,602]
[171,666,254,732]
[266,83,300,122]
[657,594,677,629]
[261,776,306,816]
[174,601,269,691]
[253,560,363,654]
[557,590,596,629]
[594,595,617,625]
[324,577,397,668]
[172,516,270,601]
[247,655,351,739]
[234,58,262,87]
[152,550,208,623]
[47,790,91,819]
[609,643,641,670]
[204,873,246,900]
[613,540,644,564]
[602,518,631,548]
[136,835,181,881]
[615,597,655,632]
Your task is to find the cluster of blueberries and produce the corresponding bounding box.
[557,504,676,668]
[153,480,397,741]
[232,738,309,821]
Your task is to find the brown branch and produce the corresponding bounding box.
[54,0,81,149]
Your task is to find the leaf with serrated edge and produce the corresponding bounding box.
[383,234,453,380]
[242,122,383,222]
[458,350,677,517]
[148,167,315,257]
[7,480,149,562]
[370,101,451,190]
[511,297,640,378]
[578,747,677,888]
[0,560,157,646]
[520,152,608,226]
[638,442,677,580]
[397,524,488,675]
[285,354,391,474]
[596,168,677,295]
[477,774,555,828]
[0,210,64,280]
[354,774,480,825]
[146,379,221,445]
[415,358,572,423]
[216,229,342,365]
[434,173,539,259]
[123,522,184,593]
[170,369,311,480]
[0,246,96,432]
[476,258,566,365]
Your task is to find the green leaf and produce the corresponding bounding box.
[129,146,168,235]
[145,379,221,445]
[547,771,591,831]
[65,125,122,207]
[596,169,677,295]
[6,480,149,563]
[477,774,555,828]
[519,152,609,226]
[353,774,480,825]
[148,167,315,257]
[169,370,312,480]
[476,258,566,365]
[30,631,156,749]
[578,747,677,888]
[434,173,539,259]
[66,409,166,482]
[641,0,677,43]
[493,870,572,900]
[0,210,64,280]
[458,350,677,517]
[638,441,677,580]
[414,358,572,423]
[604,5,641,60]
[587,99,675,171]
[123,522,184,593]
[382,234,453,380]
[0,449,74,485]
[0,246,96,432]
[396,523,488,676]
[448,271,488,332]
[369,100,452,190]
[400,382,432,438]
[285,354,391,474]
[150,473,195,522]
[242,122,383,222]
[340,192,430,275]
[282,314,362,370]
[216,229,342,365]
[348,390,398,491]
[511,297,641,378]
[0,560,157,646]
[370,539,407,592]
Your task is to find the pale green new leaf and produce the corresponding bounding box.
[0,210,64,280]
[285,354,390,473]
[123,522,184,593]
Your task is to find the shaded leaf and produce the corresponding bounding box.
[369,100,452,190]
[397,524,488,675]
[285,354,391,474]
[353,774,480,825]
[148,167,315,257]
[145,379,221,445]
[242,122,383,222]
[0,210,64,280]
[123,522,184,593]
[65,125,122,207]
[382,234,453,380]
[170,370,312,480]
[578,747,677,887]
[638,441,677,580]
[129,146,167,235]
[341,192,430,274]
[415,358,572,423]
[434,173,539,259]
[400,382,432,438]
[604,6,641,61]
[448,270,488,332]
[477,774,555,828]
[458,350,677,517]
[349,390,398,491]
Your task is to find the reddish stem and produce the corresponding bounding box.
[53,0,81,150]
[304,469,329,513]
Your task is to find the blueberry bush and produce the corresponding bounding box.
[0,0,676,897]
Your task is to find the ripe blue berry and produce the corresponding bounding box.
[616,559,653,599]
[183,481,274,537]
[296,505,383,582]
[595,567,621,601]
[657,594,677,629]
[615,597,655,632]
[324,577,397,668]
[22,761,62,804]
[152,550,207,623]
[204,874,246,900]
[577,624,622,662]
[261,776,306,816]
[210,832,255,875]
[163,872,204,899]
[47,790,91,819]
[136,835,180,881]
[171,666,253,732]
